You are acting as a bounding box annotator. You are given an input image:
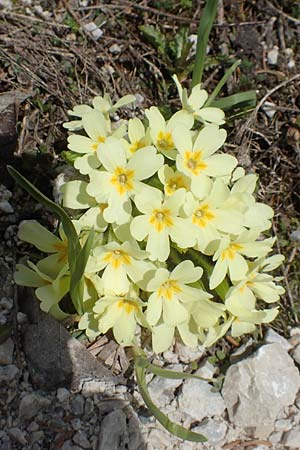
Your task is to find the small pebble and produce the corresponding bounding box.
[109,43,122,54]
[30,430,44,444]
[57,387,70,402]
[267,45,279,65]
[71,418,82,431]
[73,430,90,449]
[70,395,85,416]
[0,201,14,213]
[7,428,27,445]
[0,338,14,365]
[0,364,19,383]
[17,312,28,324]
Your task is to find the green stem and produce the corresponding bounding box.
[192,0,218,87]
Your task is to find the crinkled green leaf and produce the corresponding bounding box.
[139,25,166,54]
[134,357,207,443]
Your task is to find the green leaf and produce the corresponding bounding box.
[210,90,257,111]
[61,150,80,165]
[134,357,207,443]
[192,0,218,87]
[146,361,214,382]
[139,25,166,55]
[7,166,84,314]
[205,60,241,107]
[70,228,94,315]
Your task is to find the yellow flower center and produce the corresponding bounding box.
[129,139,145,153]
[52,240,68,263]
[110,167,135,195]
[192,204,215,228]
[165,174,189,195]
[149,208,174,232]
[157,279,182,301]
[117,299,137,314]
[221,243,244,261]
[103,249,132,269]
[184,151,207,175]
[91,135,106,151]
[157,131,174,152]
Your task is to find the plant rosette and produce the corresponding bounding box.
[11,58,284,447]
[12,78,284,427]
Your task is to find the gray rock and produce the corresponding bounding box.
[57,387,70,402]
[282,428,300,448]
[264,329,293,352]
[0,258,14,300]
[71,418,82,430]
[267,46,279,65]
[70,395,85,416]
[84,397,94,417]
[61,441,76,450]
[19,393,51,421]
[195,360,217,379]
[0,338,14,364]
[178,378,225,421]
[222,343,300,428]
[0,0,13,11]
[127,411,145,450]
[7,428,27,445]
[0,91,30,161]
[30,430,44,444]
[268,431,282,445]
[97,410,127,450]
[274,418,292,432]
[27,421,39,432]
[291,344,300,364]
[0,364,19,382]
[16,312,28,324]
[21,290,115,390]
[147,368,183,408]
[71,417,82,431]
[192,418,227,444]
[73,430,90,449]
[175,341,205,363]
[109,44,122,54]
[0,201,14,213]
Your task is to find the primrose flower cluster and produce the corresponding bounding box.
[15,77,284,353]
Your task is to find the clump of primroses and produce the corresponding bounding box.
[15,77,284,353]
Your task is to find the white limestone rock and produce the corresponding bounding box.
[147,366,183,408]
[264,329,293,352]
[222,343,300,428]
[178,378,225,421]
[291,344,300,365]
[282,428,300,448]
[192,417,227,445]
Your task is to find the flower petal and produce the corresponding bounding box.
[61,181,96,209]
[128,147,164,180]
[152,323,175,353]
[193,124,227,157]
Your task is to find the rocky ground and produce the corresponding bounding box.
[2,230,300,450]
[1,0,300,449]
